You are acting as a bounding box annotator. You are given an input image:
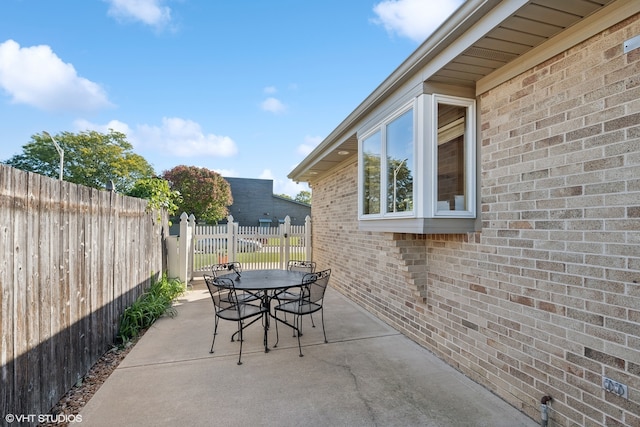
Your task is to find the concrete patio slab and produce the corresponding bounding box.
[79,281,539,427]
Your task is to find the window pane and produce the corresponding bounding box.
[362,131,381,215]
[437,103,466,211]
[386,110,413,213]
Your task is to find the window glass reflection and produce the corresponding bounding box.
[362,131,381,215]
[437,103,466,211]
[386,110,413,213]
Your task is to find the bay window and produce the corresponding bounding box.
[358,93,476,233]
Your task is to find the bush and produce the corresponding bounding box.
[118,274,185,344]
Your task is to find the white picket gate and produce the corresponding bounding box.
[167,213,312,283]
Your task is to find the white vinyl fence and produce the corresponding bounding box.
[167,214,311,282]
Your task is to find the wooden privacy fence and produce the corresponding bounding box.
[0,164,167,423]
[167,213,311,282]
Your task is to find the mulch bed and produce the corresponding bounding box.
[38,332,145,427]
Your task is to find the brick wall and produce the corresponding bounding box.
[311,14,640,427]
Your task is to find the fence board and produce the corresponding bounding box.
[13,168,28,419]
[87,188,100,364]
[0,165,14,417]
[59,181,72,394]
[0,164,167,424]
[38,175,57,406]
[26,172,41,416]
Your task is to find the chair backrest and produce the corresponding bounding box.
[211,262,242,279]
[204,274,238,313]
[288,260,316,273]
[303,269,330,304]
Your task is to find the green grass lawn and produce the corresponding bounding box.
[194,246,307,270]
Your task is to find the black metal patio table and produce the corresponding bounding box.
[229,269,306,352]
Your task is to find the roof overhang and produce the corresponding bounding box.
[289,0,634,184]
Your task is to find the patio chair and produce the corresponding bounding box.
[211,261,242,280]
[274,260,317,331]
[287,260,316,273]
[273,269,331,357]
[211,262,261,303]
[204,274,267,365]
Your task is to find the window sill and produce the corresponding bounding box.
[358,217,477,234]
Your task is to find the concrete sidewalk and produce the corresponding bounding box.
[79,281,539,427]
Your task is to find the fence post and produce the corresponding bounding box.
[188,214,196,282]
[226,215,237,262]
[305,215,312,261]
[283,216,291,268]
[178,212,189,283]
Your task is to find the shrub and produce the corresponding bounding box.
[118,274,185,344]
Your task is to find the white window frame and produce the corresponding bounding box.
[358,100,416,219]
[429,94,476,219]
[357,93,476,233]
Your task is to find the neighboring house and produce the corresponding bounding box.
[223,177,310,227]
[290,1,640,426]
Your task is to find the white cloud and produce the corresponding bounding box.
[105,0,172,28]
[212,168,237,177]
[260,97,286,114]
[276,178,310,198]
[372,0,464,43]
[77,116,238,159]
[259,168,309,198]
[75,118,130,135]
[0,40,112,112]
[259,169,275,180]
[139,117,238,157]
[298,135,322,156]
[263,86,277,94]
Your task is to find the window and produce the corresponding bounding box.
[358,93,476,233]
[433,95,475,217]
[386,110,413,214]
[360,104,414,218]
[362,131,381,215]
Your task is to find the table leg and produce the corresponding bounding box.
[262,293,271,352]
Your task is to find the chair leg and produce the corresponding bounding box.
[297,313,303,336]
[210,316,219,353]
[321,308,327,343]
[237,320,243,365]
[273,311,280,348]
[263,312,268,353]
[231,315,263,342]
[232,319,248,342]
[296,314,303,357]
[231,323,241,342]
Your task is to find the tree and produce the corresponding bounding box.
[3,130,154,193]
[295,190,311,205]
[363,152,381,214]
[386,157,412,212]
[277,191,311,205]
[127,177,182,219]
[162,165,232,223]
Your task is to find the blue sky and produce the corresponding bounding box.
[0,0,463,196]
